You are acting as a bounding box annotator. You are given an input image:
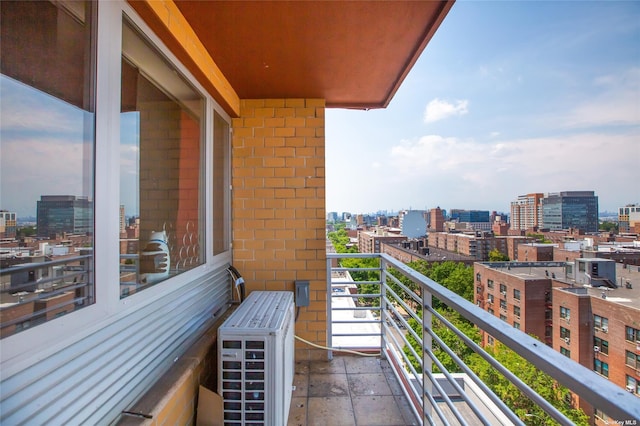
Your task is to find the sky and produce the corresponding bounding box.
[325,1,640,216]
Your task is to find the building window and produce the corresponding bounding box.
[594,359,609,377]
[560,347,570,358]
[0,0,96,338]
[626,376,639,394]
[626,350,640,370]
[560,306,571,320]
[626,326,640,342]
[487,279,494,289]
[119,18,205,297]
[499,283,506,295]
[488,308,494,315]
[500,299,507,310]
[594,337,609,355]
[500,314,507,322]
[513,288,521,301]
[513,305,521,317]
[513,322,520,330]
[487,294,494,304]
[560,327,571,340]
[594,314,608,331]
[476,273,481,282]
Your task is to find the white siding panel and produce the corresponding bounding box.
[0,266,231,425]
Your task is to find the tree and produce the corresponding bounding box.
[489,248,510,261]
[599,221,618,233]
[16,226,36,237]
[468,342,589,425]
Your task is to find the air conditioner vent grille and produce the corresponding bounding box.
[219,291,295,425]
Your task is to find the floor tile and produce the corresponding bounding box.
[352,395,406,425]
[287,396,308,426]
[308,373,349,397]
[292,370,309,397]
[343,355,383,374]
[307,396,356,426]
[348,373,393,396]
[310,356,346,374]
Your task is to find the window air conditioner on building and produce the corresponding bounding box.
[601,326,607,333]
[626,385,635,393]
[594,346,600,352]
[218,291,295,425]
[564,337,570,344]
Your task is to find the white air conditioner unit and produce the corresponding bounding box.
[564,337,570,344]
[601,326,607,333]
[594,346,600,352]
[500,291,507,296]
[626,385,635,393]
[218,291,295,425]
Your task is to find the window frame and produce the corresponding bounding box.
[1,1,232,365]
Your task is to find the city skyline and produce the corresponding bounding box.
[326,1,640,214]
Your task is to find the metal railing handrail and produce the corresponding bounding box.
[327,252,640,424]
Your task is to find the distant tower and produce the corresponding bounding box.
[37,195,93,237]
[429,207,444,232]
[541,191,598,232]
[510,193,544,231]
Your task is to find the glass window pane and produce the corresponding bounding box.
[213,111,230,255]
[119,18,204,298]
[0,0,96,338]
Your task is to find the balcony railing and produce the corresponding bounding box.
[327,253,640,425]
[0,254,93,338]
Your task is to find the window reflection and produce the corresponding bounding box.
[0,0,96,338]
[119,19,205,297]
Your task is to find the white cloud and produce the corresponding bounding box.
[423,98,469,123]
[386,132,639,211]
[563,67,640,128]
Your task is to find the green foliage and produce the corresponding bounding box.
[526,233,552,244]
[489,248,510,261]
[16,226,36,237]
[327,229,356,253]
[599,221,618,233]
[468,342,589,425]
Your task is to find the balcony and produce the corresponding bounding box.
[320,253,640,425]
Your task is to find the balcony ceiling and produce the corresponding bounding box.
[172,0,454,110]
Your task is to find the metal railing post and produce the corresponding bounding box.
[422,283,433,423]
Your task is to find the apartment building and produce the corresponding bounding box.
[358,228,407,253]
[542,191,599,233]
[474,260,640,421]
[428,231,532,261]
[618,204,640,233]
[510,193,544,231]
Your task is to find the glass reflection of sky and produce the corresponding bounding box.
[0,74,94,217]
[120,112,140,217]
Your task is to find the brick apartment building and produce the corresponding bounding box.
[358,228,407,253]
[428,231,532,261]
[474,260,640,422]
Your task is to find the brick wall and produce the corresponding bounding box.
[232,99,327,360]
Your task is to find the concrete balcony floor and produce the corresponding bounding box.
[287,355,418,426]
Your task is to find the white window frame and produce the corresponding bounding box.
[1,0,232,372]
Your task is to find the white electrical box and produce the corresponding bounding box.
[218,291,295,425]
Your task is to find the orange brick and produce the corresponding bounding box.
[275,107,296,117]
[285,99,306,107]
[243,99,265,108]
[265,137,285,147]
[295,127,317,137]
[295,107,315,117]
[264,99,285,107]
[285,117,306,127]
[274,127,296,137]
[265,118,285,127]
[255,127,274,137]
[305,99,325,107]
[255,107,275,117]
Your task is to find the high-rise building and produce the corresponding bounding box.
[542,191,598,232]
[36,195,93,237]
[510,193,544,230]
[0,210,17,239]
[428,207,444,233]
[618,204,640,233]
